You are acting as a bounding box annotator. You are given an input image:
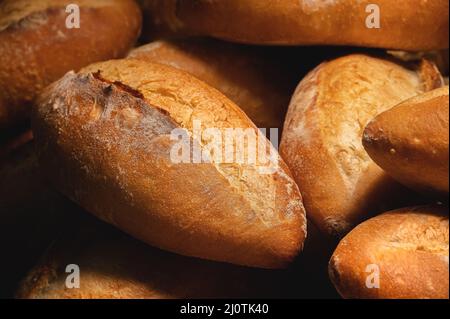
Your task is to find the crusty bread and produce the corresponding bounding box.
[329,205,449,299]
[363,86,449,198]
[128,39,301,131]
[17,215,340,299]
[387,50,450,76]
[0,141,82,297]
[0,0,142,130]
[16,216,292,299]
[139,0,449,50]
[32,59,306,269]
[280,55,443,238]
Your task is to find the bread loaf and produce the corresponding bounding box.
[329,205,449,299]
[363,86,449,198]
[32,59,306,269]
[17,216,291,299]
[128,39,301,131]
[0,0,142,130]
[0,141,82,297]
[139,0,449,50]
[387,50,450,76]
[17,219,341,299]
[280,55,443,238]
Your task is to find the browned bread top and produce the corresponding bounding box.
[139,0,449,50]
[0,0,142,129]
[128,39,300,131]
[364,86,449,198]
[329,205,449,299]
[32,59,306,269]
[281,54,443,238]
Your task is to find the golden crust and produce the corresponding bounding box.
[16,217,291,299]
[329,205,449,299]
[139,0,449,50]
[128,39,298,130]
[281,55,442,238]
[32,59,306,269]
[0,0,142,129]
[363,86,449,197]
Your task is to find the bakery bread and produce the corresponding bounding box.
[280,55,443,238]
[387,50,450,76]
[129,42,384,132]
[329,205,449,299]
[0,0,142,130]
[32,59,306,269]
[139,0,449,50]
[17,220,340,299]
[128,39,301,131]
[363,86,449,198]
[0,141,82,297]
[17,215,291,299]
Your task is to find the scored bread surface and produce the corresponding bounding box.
[32,59,306,269]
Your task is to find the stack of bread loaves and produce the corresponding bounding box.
[0,0,448,299]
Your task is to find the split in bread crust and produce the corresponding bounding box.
[128,39,301,131]
[32,59,306,269]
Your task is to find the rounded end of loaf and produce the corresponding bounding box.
[363,86,449,198]
[281,54,433,240]
[31,59,307,270]
[329,205,449,299]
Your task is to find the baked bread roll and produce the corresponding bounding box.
[128,39,300,131]
[329,205,449,299]
[17,216,291,299]
[0,0,142,130]
[280,55,443,238]
[139,0,449,50]
[0,141,82,297]
[364,86,449,198]
[18,219,341,299]
[32,59,306,269]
